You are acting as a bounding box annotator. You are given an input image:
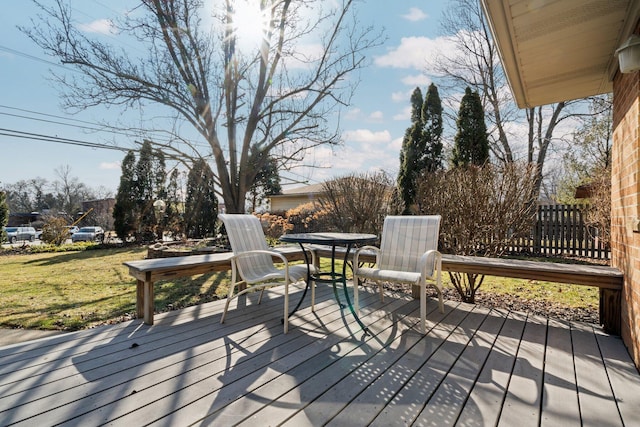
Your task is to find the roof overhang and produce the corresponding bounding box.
[480,0,640,108]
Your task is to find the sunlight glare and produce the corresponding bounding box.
[231,0,269,52]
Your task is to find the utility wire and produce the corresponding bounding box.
[0,105,213,150]
[0,45,72,71]
[0,128,131,152]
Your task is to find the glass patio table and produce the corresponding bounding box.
[279,232,377,332]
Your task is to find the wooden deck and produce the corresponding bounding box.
[1,283,639,426]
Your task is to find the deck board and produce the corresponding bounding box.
[455,310,527,427]
[572,321,624,427]
[498,314,547,427]
[540,318,581,427]
[0,282,639,426]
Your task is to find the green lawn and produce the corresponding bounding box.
[0,246,599,331]
[0,246,232,330]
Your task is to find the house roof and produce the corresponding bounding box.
[480,0,640,108]
[270,182,325,198]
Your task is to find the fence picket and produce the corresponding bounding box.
[500,204,608,259]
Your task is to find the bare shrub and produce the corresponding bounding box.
[317,171,396,236]
[416,162,537,302]
[582,166,611,248]
[41,217,70,246]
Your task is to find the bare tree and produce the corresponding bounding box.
[23,0,383,213]
[558,94,613,201]
[436,0,586,197]
[53,165,93,216]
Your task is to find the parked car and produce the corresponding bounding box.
[71,226,105,243]
[3,226,37,243]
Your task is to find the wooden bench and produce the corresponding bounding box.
[124,246,308,325]
[314,246,624,334]
[125,245,624,334]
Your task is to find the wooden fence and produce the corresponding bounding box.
[511,204,609,259]
[284,204,609,260]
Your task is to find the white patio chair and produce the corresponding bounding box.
[219,214,316,333]
[353,215,444,334]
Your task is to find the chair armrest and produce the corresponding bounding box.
[233,249,289,267]
[354,245,380,267]
[301,244,318,268]
[419,249,442,279]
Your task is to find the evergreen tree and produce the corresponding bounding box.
[452,87,489,167]
[153,150,167,240]
[0,191,8,230]
[135,140,156,241]
[113,151,137,239]
[164,169,184,238]
[420,83,444,173]
[397,87,424,214]
[249,156,282,212]
[184,159,218,238]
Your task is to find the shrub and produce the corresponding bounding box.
[316,171,396,235]
[581,166,611,248]
[41,217,71,246]
[256,212,293,240]
[285,202,332,233]
[416,162,537,302]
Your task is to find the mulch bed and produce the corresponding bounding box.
[379,284,599,325]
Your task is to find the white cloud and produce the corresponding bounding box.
[368,111,384,121]
[288,133,403,182]
[77,19,116,35]
[342,129,391,143]
[393,106,411,121]
[345,108,362,120]
[401,74,431,87]
[374,35,455,71]
[392,90,411,103]
[99,161,121,170]
[401,7,428,22]
[390,136,403,152]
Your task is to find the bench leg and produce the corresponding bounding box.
[600,288,621,335]
[136,273,155,325]
[144,279,155,325]
[136,279,144,320]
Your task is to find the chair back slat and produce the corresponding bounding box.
[220,214,275,280]
[379,216,441,272]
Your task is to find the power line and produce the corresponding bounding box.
[0,45,73,72]
[0,128,131,152]
[0,104,106,127]
[0,104,212,150]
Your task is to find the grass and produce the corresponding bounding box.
[0,246,233,330]
[0,246,599,331]
[474,276,598,308]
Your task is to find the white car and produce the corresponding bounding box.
[71,226,105,243]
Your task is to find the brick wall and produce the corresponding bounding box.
[612,62,640,369]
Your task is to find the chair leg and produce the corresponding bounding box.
[311,280,316,312]
[258,288,265,304]
[221,282,237,324]
[436,268,444,313]
[378,282,385,302]
[283,282,289,334]
[353,274,359,315]
[420,285,427,334]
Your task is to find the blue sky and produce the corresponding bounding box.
[0,1,455,194]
